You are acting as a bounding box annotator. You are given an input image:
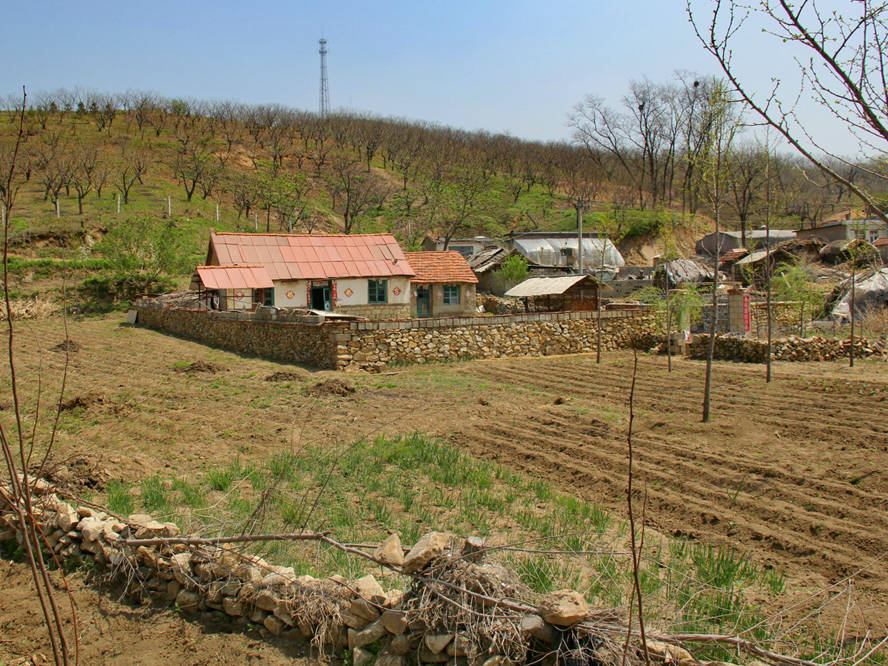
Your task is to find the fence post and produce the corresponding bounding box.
[167,196,171,217]
[56,199,60,218]
[117,194,121,214]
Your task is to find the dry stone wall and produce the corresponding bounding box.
[0,479,711,666]
[134,301,343,369]
[687,334,887,363]
[134,300,656,371]
[336,311,658,370]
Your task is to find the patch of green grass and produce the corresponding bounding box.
[139,476,170,513]
[206,459,244,492]
[173,479,207,508]
[105,480,134,516]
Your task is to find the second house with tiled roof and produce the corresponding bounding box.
[403,251,478,318]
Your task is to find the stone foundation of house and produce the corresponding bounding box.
[335,303,412,320]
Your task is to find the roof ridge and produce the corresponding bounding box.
[213,231,397,239]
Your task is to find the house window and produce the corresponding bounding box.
[368,279,387,304]
[255,288,274,307]
[443,285,460,305]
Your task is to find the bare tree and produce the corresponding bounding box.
[69,143,99,214]
[689,0,888,222]
[326,154,392,233]
[170,131,213,202]
[114,142,150,204]
[727,142,767,246]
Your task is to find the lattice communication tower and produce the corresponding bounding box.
[318,38,330,117]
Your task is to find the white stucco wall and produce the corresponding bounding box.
[336,277,411,306]
[265,276,412,309]
[273,280,308,308]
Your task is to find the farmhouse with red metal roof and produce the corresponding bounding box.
[202,232,416,318]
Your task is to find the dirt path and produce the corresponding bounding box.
[0,561,313,665]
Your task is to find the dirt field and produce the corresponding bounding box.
[2,315,887,656]
[0,560,313,665]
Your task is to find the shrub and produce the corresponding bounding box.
[495,254,528,284]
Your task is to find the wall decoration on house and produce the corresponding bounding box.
[234,290,244,299]
[285,290,295,299]
[392,286,402,296]
[343,288,354,298]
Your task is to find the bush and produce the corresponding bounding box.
[495,254,528,284]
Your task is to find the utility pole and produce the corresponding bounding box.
[573,196,588,274]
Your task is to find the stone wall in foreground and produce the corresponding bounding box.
[1,480,702,666]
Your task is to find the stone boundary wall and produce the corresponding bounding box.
[0,480,702,666]
[687,334,887,363]
[336,310,658,370]
[134,299,657,371]
[134,302,343,369]
[134,300,884,370]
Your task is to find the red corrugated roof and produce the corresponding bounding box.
[208,233,415,280]
[404,251,479,284]
[196,265,274,290]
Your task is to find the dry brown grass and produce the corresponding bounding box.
[0,294,59,321]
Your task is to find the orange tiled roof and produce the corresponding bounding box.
[208,232,415,280]
[404,251,478,284]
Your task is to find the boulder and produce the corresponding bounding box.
[263,614,285,636]
[350,574,386,620]
[175,589,200,614]
[352,648,374,666]
[78,517,105,543]
[520,613,554,643]
[418,646,449,663]
[350,616,387,649]
[169,552,193,585]
[222,597,244,617]
[460,536,486,562]
[381,609,407,635]
[424,633,453,654]
[446,634,471,657]
[645,640,695,664]
[402,531,449,573]
[375,650,407,666]
[254,589,279,612]
[374,533,405,567]
[389,632,420,655]
[56,504,79,532]
[538,590,588,627]
[341,608,371,631]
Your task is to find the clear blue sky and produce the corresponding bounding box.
[4,0,845,150]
